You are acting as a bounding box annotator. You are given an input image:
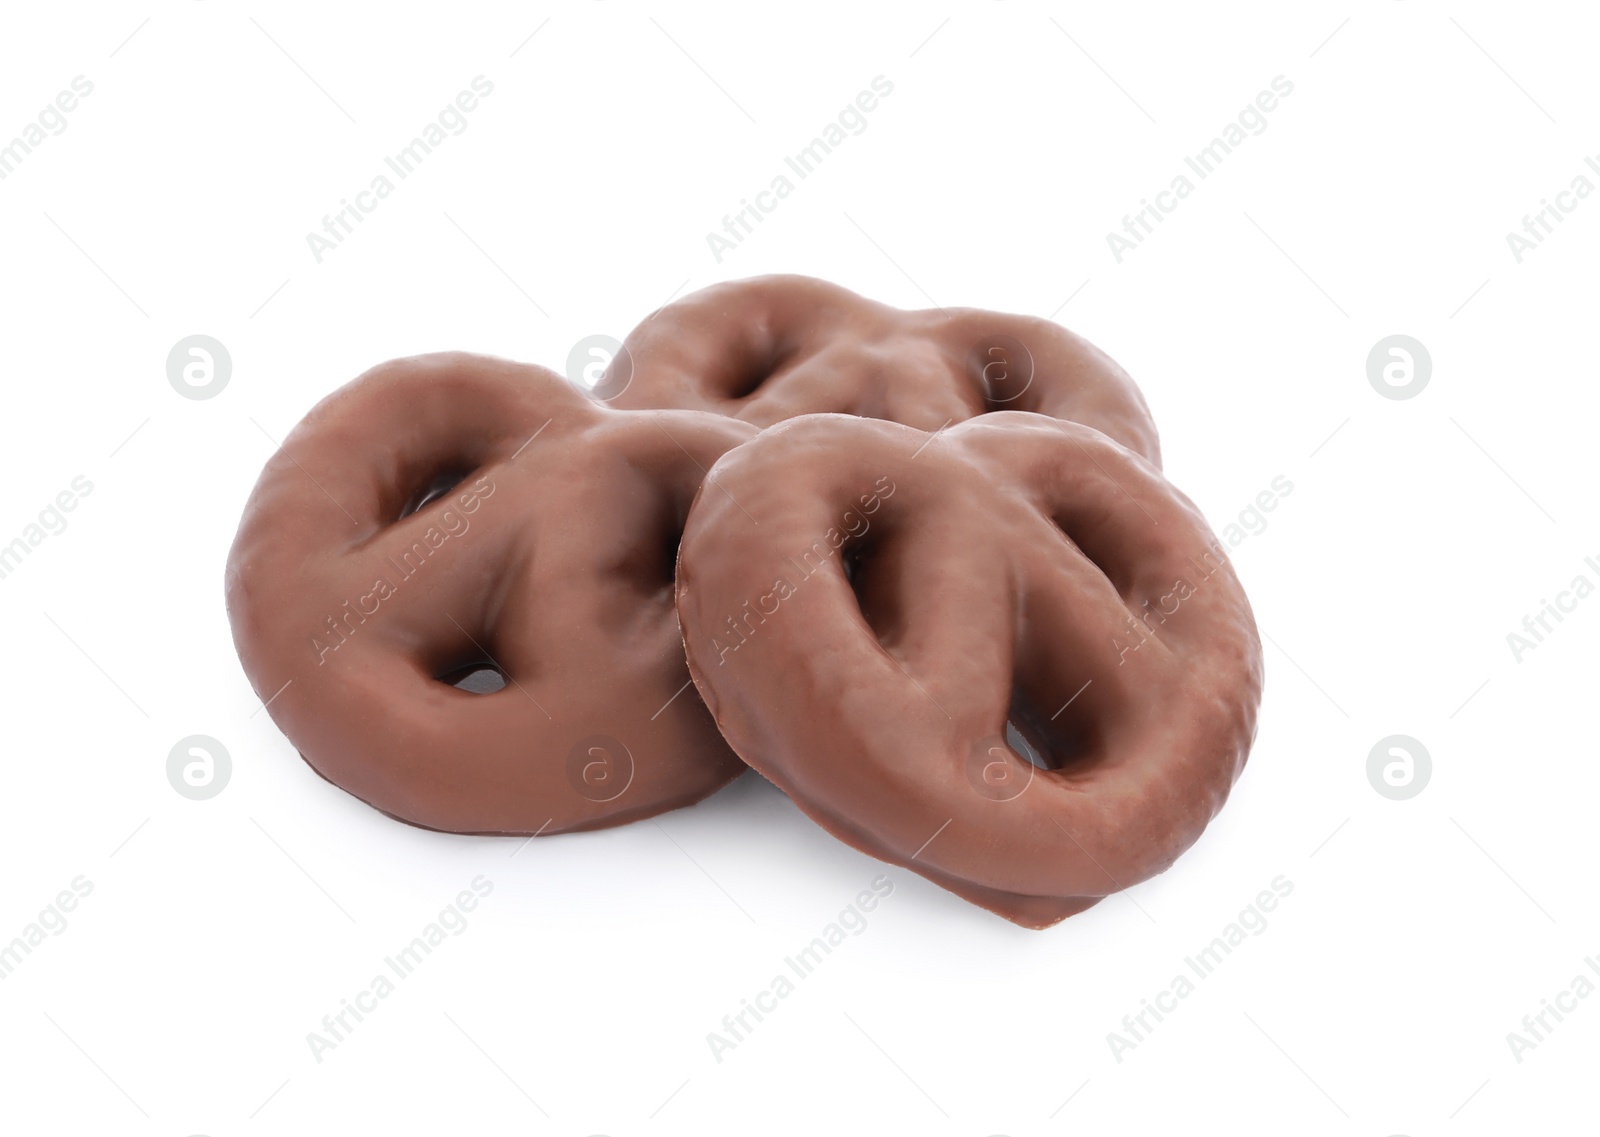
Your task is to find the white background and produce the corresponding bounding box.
[0,1,1595,1133]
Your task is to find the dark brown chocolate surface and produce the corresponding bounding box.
[226,353,753,834]
[605,275,1162,465]
[674,413,1262,928]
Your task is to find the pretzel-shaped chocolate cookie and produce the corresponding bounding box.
[226,353,753,834]
[674,412,1261,927]
[604,275,1161,464]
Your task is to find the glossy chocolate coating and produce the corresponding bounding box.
[675,413,1262,927]
[226,353,753,834]
[605,275,1162,465]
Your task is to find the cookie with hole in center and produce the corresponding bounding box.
[225,352,754,834]
[673,412,1261,927]
[602,274,1161,465]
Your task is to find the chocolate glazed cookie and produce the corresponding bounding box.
[602,275,1162,465]
[674,413,1262,928]
[226,353,754,835]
